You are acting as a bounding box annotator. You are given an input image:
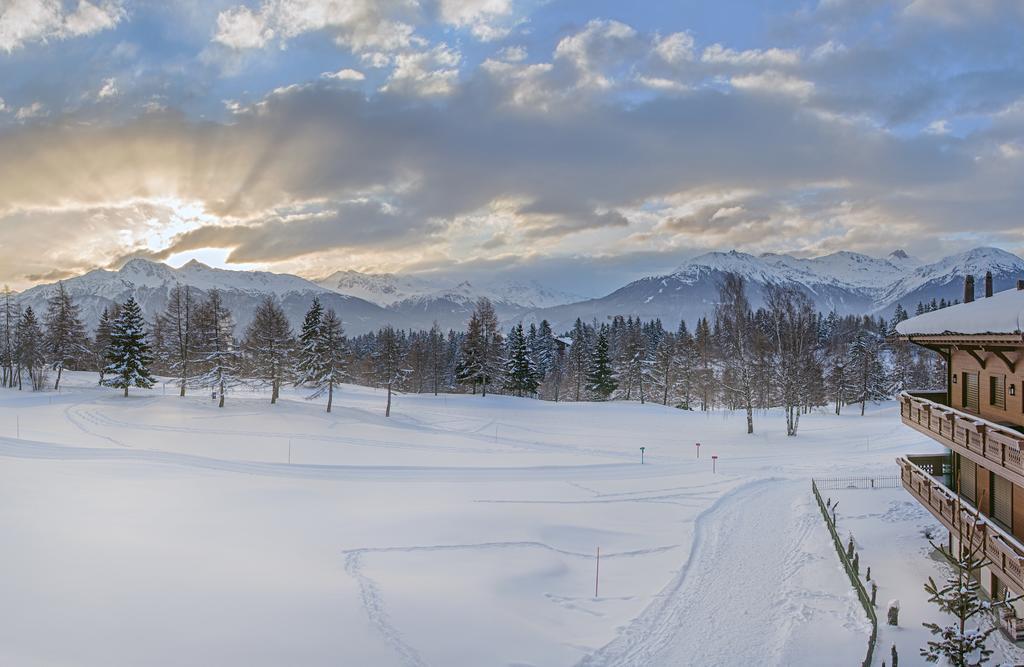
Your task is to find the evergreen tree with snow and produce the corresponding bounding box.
[93,306,116,383]
[101,297,155,397]
[921,508,1020,666]
[192,290,240,408]
[43,281,87,391]
[504,323,539,397]
[296,297,324,387]
[650,331,678,406]
[307,309,348,412]
[568,318,590,401]
[16,306,47,390]
[616,319,650,403]
[427,322,445,395]
[1,286,20,388]
[848,329,888,415]
[244,296,295,404]
[587,329,617,400]
[374,325,407,417]
[456,311,485,393]
[891,303,909,330]
[476,298,504,396]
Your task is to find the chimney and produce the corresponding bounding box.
[964,275,975,303]
[985,271,993,297]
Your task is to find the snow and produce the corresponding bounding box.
[895,286,1024,335]
[316,271,582,309]
[0,373,1015,666]
[880,247,1024,307]
[825,487,1024,665]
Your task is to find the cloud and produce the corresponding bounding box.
[380,43,461,96]
[97,77,118,99]
[701,44,800,67]
[15,101,46,120]
[0,0,125,52]
[4,11,1024,288]
[321,67,366,81]
[213,5,272,50]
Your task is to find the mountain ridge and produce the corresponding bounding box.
[13,247,1024,335]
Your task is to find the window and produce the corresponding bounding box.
[991,375,1006,409]
[993,472,1012,529]
[963,372,980,412]
[960,456,977,502]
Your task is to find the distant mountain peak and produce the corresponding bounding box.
[889,249,910,259]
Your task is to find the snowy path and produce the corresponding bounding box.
[579,479,869,666]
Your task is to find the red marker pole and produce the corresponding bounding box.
[712,455,718,474]
[595,547,600,598]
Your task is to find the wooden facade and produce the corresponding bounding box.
[900,325,1024,637]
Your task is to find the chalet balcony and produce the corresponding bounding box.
[899,455,1024,605]
[899,391,1024,488]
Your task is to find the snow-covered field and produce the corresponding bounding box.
[0,372,998,666]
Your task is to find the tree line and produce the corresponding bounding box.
[0,276,943,432]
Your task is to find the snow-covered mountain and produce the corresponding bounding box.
[16,259,400,336]
[525,247,1022,331]
[16,247,1024,336]
[877,247,1024,312]
[315,271,582,331]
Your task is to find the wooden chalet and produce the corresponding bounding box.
[897,272,1024,639]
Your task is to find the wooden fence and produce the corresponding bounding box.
[813,475,901,490]
[811,479,878,667]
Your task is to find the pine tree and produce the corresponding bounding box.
[192,290,240,408]
[476,298,503,396]
[569,318,590,401]
[1,286,20,388]
[296,297,324,387]
[374,325,407,417]
[244,296,294,404]
[101,297,155,397]
[616,320,650,403]
[93,305,118,382]
[15,306,46,391]
[456,312,485,394]
[43,281,87,391]
[427,322,445,395]
[503,323,539,397]
[848,329,888,415]
[587,329,617,400]
[694,317,714,410]
[650,332,678,406]
[306,309,348,412]
[674,320,698,409]
[921,508,1020,665]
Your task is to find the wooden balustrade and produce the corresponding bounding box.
[898,455,1024,595]
[900,393,1024,483]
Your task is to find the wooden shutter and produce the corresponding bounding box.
[961,457,976,502]
[964,372,980,412]
[994,473,1013,528]
[991,375,1006,409]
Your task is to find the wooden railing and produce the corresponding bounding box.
[898,455,1024,600]
[899,392,1024,484]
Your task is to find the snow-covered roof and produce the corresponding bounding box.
[895,287,1024,336]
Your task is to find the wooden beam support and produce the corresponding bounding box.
[991,349,1018,373]
[966,348,988,369]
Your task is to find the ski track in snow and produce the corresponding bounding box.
[0,434,695,483]
[577,478,867,667]
[343,541,682,666]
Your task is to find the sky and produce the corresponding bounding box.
[1,0,1023,295]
